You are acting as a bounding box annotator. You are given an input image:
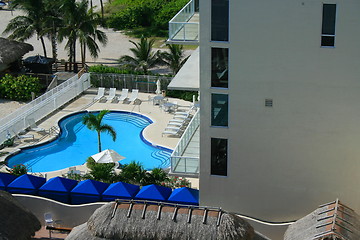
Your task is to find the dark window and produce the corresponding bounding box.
[211,138,228,176]
[211,0,229,41]
[211,48,228,88]
[211,94,228,127]
[321,4,336,47]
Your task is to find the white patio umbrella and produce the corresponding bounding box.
[91,149,125,163]
[155,80,161,95]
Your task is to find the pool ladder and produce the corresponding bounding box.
[49,126,60,136]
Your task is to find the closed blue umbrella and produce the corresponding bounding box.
[7,174,46,195]
[38,177,78,203]
[102,182,140,201]
[135,184,172,202]
[0,172,17,191]
[70,179,109,204]
[168,187,199,206]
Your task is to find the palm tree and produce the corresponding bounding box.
[159,44,190,75]
[118,36,161,74]
[42,0,64,61]
[3,0,48,57]
[82,110,116,152]
[59,0,107,70]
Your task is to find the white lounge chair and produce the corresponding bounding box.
[12,131,34,140]
[106,88,117,102]
[162,127,183,137]
[94,87,105,101]
[27,118,46,132]
[118,89,129,102]
[128,89,139,102]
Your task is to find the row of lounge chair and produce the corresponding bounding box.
[94,88,139,103]
[162,109,194,137]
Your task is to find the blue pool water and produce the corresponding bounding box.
[7,111,172,172]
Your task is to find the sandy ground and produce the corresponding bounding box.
[0,1,168,115]
[0,8,138,64]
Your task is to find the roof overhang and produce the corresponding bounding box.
[167,47,199,91]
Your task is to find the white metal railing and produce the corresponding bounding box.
[171,109,199,174]
[0,73,91,144]
[169,0,199,42]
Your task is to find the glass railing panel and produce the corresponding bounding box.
[168,0,199,42]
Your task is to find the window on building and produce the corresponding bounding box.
[211,94,228,127]
[211,48,229,88]
[211,138,228,176]
[211,0,229,41]
[321,4,336,47]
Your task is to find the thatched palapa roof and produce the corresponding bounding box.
[66,199,256,240]
[0,37,33,65]
[284,199,360,240]
[0,190,41,240]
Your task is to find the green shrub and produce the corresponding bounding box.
[86,157,116,183]
[9,164,28,176]
[142,168,169,185]
[88,65,144,74]
[166,90,198,102]
[105,0,188,36]
[0,74,41,101]
[162,176,191,189]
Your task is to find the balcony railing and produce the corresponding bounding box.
[170,109,199,175]
[168,0,199,43]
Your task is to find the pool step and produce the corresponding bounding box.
[151,150,171,168]
[105,113,149,128]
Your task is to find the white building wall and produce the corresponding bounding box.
[200,0,360,226]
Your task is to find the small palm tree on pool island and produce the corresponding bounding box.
[82,110,117,152]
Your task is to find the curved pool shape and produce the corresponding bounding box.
[7,111,172,172]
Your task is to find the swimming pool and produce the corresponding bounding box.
[7,111,172,172]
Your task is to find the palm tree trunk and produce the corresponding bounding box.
[73,39,77,72]
[100,0,104,18]
[40,36,47,58]
[97,131,102,152]
[81,42,86,67]
[51,33,57,61]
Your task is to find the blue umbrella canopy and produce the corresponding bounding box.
[0,172,17,191]
[38,177,78,203]
[168,187,199,206]
[7,174,46,195]
[102,182,140,201]
[135,184,172,201]
[70,179,109,204]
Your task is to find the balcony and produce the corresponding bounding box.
[170,109,199,177]
[168,0,199,44]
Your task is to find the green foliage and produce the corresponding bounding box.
[88,65,144,75]
[162,176,191,189]
[105,0,188,37]
[64,172,83,181]
[166,90,198,102]
[82,110,117,152]
[1,138,14,148]
[0,74,41,101]
[117,161,147,185]
[9,164,28,176]
[118,36,161,74]
[143,168,169,185]
[86,161,116,183]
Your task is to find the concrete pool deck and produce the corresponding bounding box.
[0,88,199,188]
